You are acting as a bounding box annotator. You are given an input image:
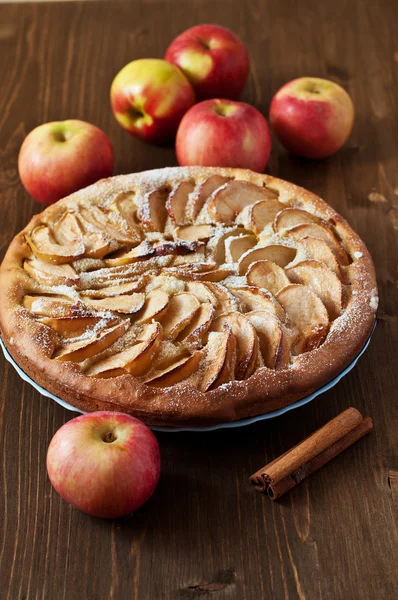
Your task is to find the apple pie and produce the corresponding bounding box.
[0,167,377,426]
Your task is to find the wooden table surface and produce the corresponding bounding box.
[0,1,397,598]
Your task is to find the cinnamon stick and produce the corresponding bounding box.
[249,408,373,500]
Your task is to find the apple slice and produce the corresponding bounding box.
[54,211,84,245]
[285,260,342,319]
[276,284,329,354]
[24,295,86,318]
[186,175,230,220]
[171,245,206,266]
[24,258,79,287]
[81,293,145,314]
[238,198,286,234]
[80,279,147,299]
[246,310,290,368]
[300,236,343,279]
[207,180,279,224]
[138,188,169,232]
[153,240,198,257]
[72,258,106,273]
[224,234,257,263]
[79,205,141,246]
[54,320,130,362]
[199,327,237,391]
[212,313,258,379]
[144,351,202,387]
[246,260,290,296]
[39,316,106,338]
[166,180,194,224]
[177,302,214,343]
[86,322,162,378]
[174,224,213,242]
[207,228,248,264]
[189,267,234,283]
[238,245,296,274]
[159,292,200,340]
[163,262,218,279]
[228,286,285,320]
[273,208,320,232]
[204,282,239,315]
[285,223,349,265]
[26,225,84,265]
[109,193,144,238]
[104,241,155,266]
[134,289,170,324]
[186,281,218,306]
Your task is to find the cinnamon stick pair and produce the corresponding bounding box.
[249,408,373,500]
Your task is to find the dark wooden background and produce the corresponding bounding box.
[0,1,397,598]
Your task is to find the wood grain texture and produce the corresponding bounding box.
[0,1,397,598]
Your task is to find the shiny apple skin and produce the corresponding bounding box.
[176,99,271,172]
[47,412,161,519]
[110,58,195,144]
[269,77,354,159]
[165,24,249,100]
[18,120,114,206]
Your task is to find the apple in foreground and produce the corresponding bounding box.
[165,24,249,100]
[269,77,354,159]
[110,58,195,143]
[47,412,161,518]
[18,120,114,206]
[176,99,272,172]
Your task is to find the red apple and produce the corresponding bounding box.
[165,24,249,100]
[110,58,195,143]
[269,77,354,159]
[176,99,271,172]
[18,120,114,206]
[47,412,160,519]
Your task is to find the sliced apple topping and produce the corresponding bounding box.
[54,320,130,362]
[174,224,213,242]
[207,181,278,224]
[138,188,169,232]
[199,327,237,391]
[54,211,84,245]
[166,180,194,225]
[186,281,218,306]
[109,192,143,237]
[24,258,79,287]
[285,260,342,319]
[39,316,107,339]
[246,310,290,368]
[212,313,258,379]
[81,293,145,314]
[80,279,147,299]
[24,295,86,318]
[86,322,162,378]
[224,234,257,263]
[273,208,320,232]
[186,175,230,220]
[134,289,170,324]
[246,260,290,296]
[144,351,202,387]
[177,302,214,343]
[153,240,199,257]
[26,225,84,265]
[285,223,349,265]
[104,241,155,266]
[228,286,285,320]
[276,284,329,355]
[188,267,234,283]
[300,236,343,279]
[159,292,200,340]
[238,245,296,274]
[237,198,286,234]
[204,282,238,315]
[79,205,140,246]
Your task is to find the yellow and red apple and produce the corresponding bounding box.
[110,59,195,143]
[47,412,161,519]
[165,24,249,100]
[18,120,114,206]
[176,99,272,172]
[269,77,354,159]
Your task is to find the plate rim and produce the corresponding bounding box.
[0,324,375,432]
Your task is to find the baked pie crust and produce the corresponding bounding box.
[0,167,377,426]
